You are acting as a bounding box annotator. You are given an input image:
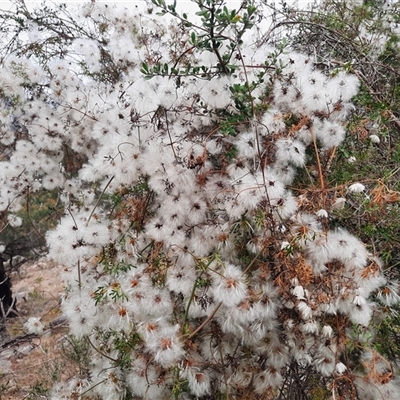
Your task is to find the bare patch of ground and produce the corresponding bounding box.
[0,260,79,399]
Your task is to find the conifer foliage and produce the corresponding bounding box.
[0,0,399,399]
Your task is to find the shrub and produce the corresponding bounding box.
[0,0,399,399]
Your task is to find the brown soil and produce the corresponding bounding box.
[0,260,77,399]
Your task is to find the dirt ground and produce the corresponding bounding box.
[0,259,77,399]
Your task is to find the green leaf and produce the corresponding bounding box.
[141,62,149,73]
[195,10,210,19]
[195,10,207,16]
[247,5,256,16]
